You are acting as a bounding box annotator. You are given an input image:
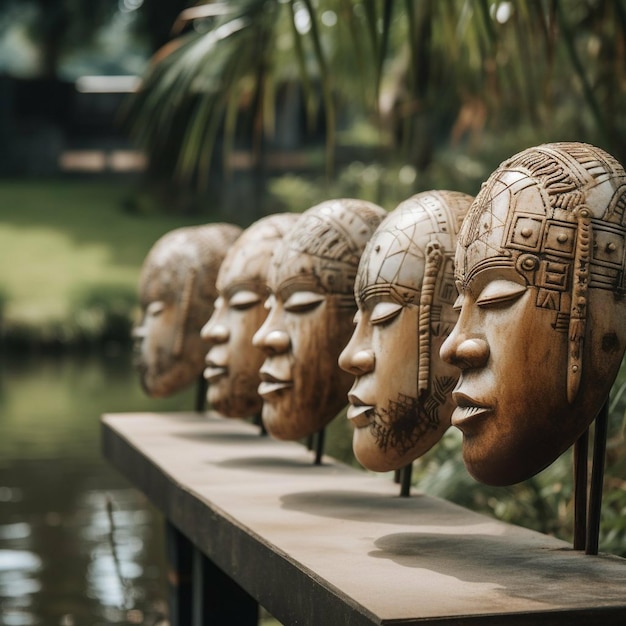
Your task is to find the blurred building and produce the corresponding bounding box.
[0,74,145,177]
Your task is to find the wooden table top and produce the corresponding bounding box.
[102,411,626,625]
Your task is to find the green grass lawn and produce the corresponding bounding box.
[0,178,210,327]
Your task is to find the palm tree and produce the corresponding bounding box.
[126,0,626,189]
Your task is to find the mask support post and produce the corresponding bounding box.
[195,374,208,413]
[313,428,325,465]
[399,462,412,497]
[253,413,267,436]
[573,428,589,550]
[586,400,609,555]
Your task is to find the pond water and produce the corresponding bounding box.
[0,352,197,626]
[0,352,356,625]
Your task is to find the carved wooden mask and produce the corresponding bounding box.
[253,199,386,440]
[133,223,241,397]
[201,214,300,417]
[339,191,473,471]
[441,142,626,485]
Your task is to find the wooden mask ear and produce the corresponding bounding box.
[567,206,591,404]
[173,267,197,358]
[417,240,444,397]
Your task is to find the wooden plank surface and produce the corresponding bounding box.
[101,412,626,625]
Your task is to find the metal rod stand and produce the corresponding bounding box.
[586,401,609,555]
[573,427,589,550]
[314,428,325,465]
[253,412,267,436]
[399,462,413,497]
[195,374,208,413]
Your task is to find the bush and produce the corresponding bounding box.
[1,284,137,355]
[70,284,138,348]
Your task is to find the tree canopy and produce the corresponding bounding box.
[126,0,626,187]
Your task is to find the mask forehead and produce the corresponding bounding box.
[139,223,242,308]
[270,199,387,298]
[217,214,299,294]
[269,247,325,298]
[457,143,626,293]
[358,191,470,308]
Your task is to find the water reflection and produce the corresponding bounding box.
[0,353,194,625]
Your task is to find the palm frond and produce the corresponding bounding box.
[554,0,609,144]
[301,0,336,175]
[125,0,626,189]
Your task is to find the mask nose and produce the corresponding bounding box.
[253,328,290,355]
[339,337,375,376]
[440,332,490,369]
[131,325,146,340]
[252,303,290,356]
[201,319,229,344]
[343,349,375,375]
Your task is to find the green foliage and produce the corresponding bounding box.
[70,283,138,346]
[2,282,137,353]
[601,360,626,555]
[126,0,291,186]
[267,154,488,212]
[1,0,119,77]
[127,0,626,189]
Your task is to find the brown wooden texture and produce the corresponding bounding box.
[133,223,242,398]
[252,199,386,442]
[102,412,626,626]
[201,214,299,418]
[339,190,472,472]
[441,142,626,486]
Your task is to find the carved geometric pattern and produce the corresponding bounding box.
[536,288,560,310]
[544,223,577,257]
[371,393,438,456]
[275,199,386,299]
[508,215,544,251]
[460,177,510,261]
[458,143,626,302]
[357,190,472,399]
[357,192,469,304]
[370,375,456,457]
[537,260,569,291]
